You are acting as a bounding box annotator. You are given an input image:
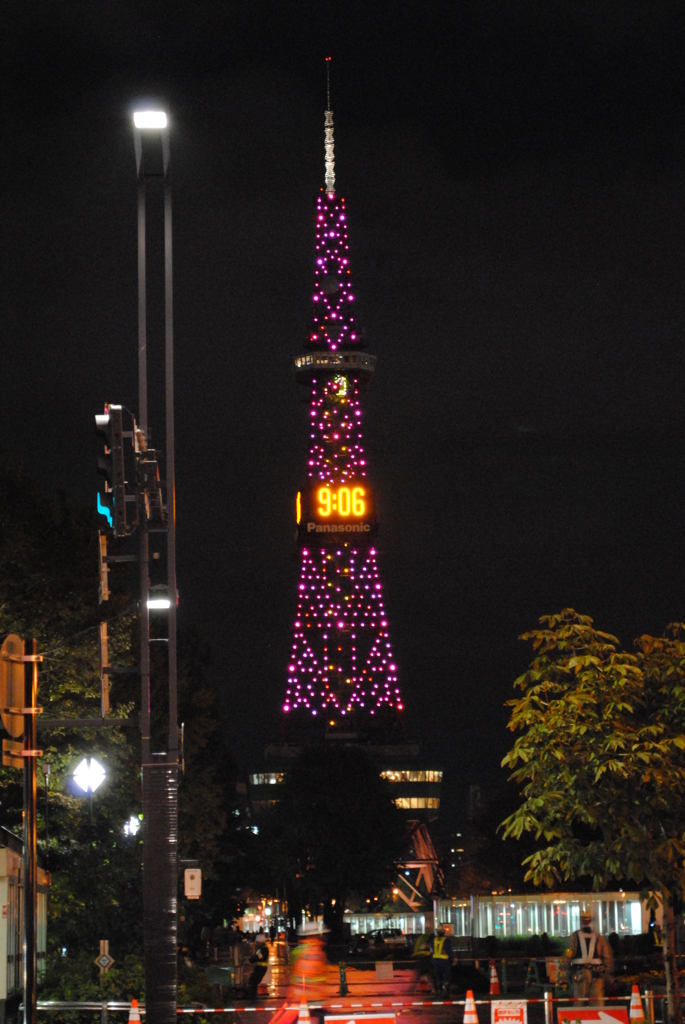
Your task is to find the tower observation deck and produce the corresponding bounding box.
[249,77,442,840]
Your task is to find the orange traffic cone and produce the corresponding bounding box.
[298,1000,311,1024]
[128,1000,141,1024]
[464,990,478,1024]
[630,985,646,1024]
[489,961,501,997]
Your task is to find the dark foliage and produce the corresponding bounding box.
[256,744,406,935]
[0,459,240,991]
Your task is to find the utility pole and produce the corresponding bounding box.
[23,639,38,1024]
[133,109,178,1024]
[0,635,43,1024]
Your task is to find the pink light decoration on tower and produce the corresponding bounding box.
[308,192,357,351]
[283,187,404,721]
[284,546,402,716]
[308,375,366,484]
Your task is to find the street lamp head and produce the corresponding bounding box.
[73,757,106,794]
[147,584,172,610]
[133,111,167,130]
[124,815,141,837]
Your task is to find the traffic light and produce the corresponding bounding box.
[95,404,127,537]
[137,449,166,528]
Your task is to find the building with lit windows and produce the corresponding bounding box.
[249,760,442,816]
[345,891,650,939]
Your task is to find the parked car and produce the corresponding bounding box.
[371,928,407,948]
[349,928,408,954]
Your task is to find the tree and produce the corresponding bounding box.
[257,744,406,935]
[0,459,240,983]
[502,609,685,1024]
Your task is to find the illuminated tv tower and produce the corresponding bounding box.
[251,67,442,871]
[285,61,402,733]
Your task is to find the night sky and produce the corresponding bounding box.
[3,1,685,820]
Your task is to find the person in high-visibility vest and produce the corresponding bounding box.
[413,931,432,988]
[566,911,613,1003]
[430,927,453,995]
[248,931,270,999]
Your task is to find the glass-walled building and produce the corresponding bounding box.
[440,893,646,938]
[346,892,647,938]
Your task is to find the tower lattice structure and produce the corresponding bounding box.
[284,99,403,734]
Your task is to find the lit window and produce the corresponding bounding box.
[380,770,443,783]
[249,773,285,786]
[394,797,440,810]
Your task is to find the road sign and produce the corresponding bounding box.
[558,1009,629,1024]
[325,1016,395,1024]
[492,1000,528,1024]
[95,940,115,975]
[0,635,24,740]
[184,868,201,899]
[2,740,23,770]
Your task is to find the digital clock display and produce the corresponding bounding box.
[316,485,366,517]
[296,481,377,543]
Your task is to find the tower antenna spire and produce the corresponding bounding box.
[324,56,335,195]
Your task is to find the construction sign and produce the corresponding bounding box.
[558,1010,629,1024]
[325,1015,395,1024]
[492,1000,528,1024]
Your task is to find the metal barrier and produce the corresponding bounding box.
[28,983,671,1022]
[29,994,653,1014]
[34,1004,139,1024]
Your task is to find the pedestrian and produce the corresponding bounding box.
[248,937,269,999]
[430,926,453,996]
[566,911,613,1003]
[413,932,432,989]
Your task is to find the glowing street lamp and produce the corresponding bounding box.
[133,110,167,130]
[73,757,106,793]
[147,585,171,610]
[124,815,141,837]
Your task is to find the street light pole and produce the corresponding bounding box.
[134,120,151,770]
[163,138,178,759]
[133,110,178,1024]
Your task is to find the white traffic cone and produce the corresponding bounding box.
[630,985,646,1024]
[489,961,501,997]
[128,1000,141,1024]
[298,1000,311,1024]
[259,959,273,995]
[464,990,478,1024]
